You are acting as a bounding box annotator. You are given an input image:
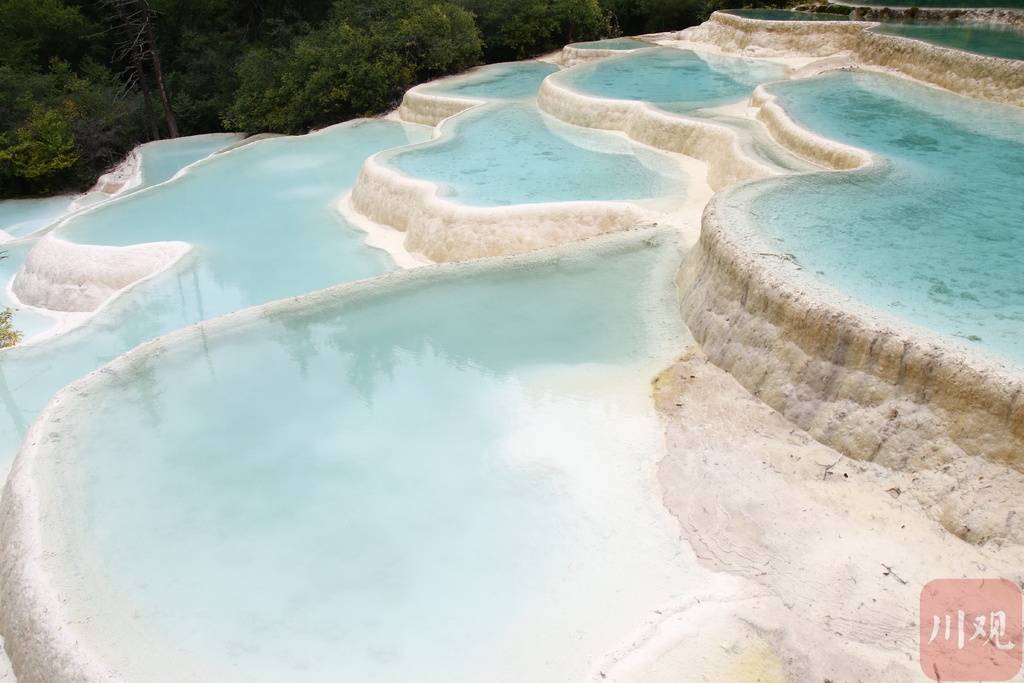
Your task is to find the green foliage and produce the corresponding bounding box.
[460,0,613,60]
[636,0,711,31]
[0,59,143,196]
[0,105,78,187]
[225,0,481,133]
[0,0,97,71]
[0,307,22,349]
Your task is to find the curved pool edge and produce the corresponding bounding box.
[678,191,1024,490]
[349,102,689,262]
[11,235,191,313]
[536,70,777,190]
[749,83,872,169]
[845,5,1024,29]
[396,84,484,127]
[0,118,427,355]
[678,12,1024,106]
[0,225,684,683]
[559,41,653,68]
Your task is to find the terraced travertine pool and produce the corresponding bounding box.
[838,0,1024,7]
[559,48,786,114]
[0,196,75,241]
[568,37,653,50]
[724,8,852,21]
[870,21,1024,60]
[728,70,1024,362]
[133,133,244,188]
[24,230,699,683]
[0,133,238,243]
[421,61,559,100]
[3,15,1024,683]
[387,103,688,206]
[0,120,428,474]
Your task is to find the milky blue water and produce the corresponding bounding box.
[35,230,695,683]
[724,8,851,20]
[871,22,1024,60]
[387,103,686,206]
[842,0,1024,7]
[135,133,243,188]
[0,134,247,343]
[0,121,430,475]
[0,196,75,240]
[423,61,559,100]
[569,37,652,49]
[733,71,1024,363]
[0,134,238,242]
[560,48,786,114]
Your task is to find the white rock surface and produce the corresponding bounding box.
[633,351,1024,681]
[12,234,190,313]
[678,11,1024,106]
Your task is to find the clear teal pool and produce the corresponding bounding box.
[0,134,239,243]
[871,22,1024,60]
[843,0,1024,7]
[560,48,786,114]
[422,61,559,100]
[33,230,695,683]
[569,37,653,49]
[135,133,243,188]
[387,103,686,206]
[733,71,1024,362]
[0,196,75,240]
[724,8,851,20]
[0,120,430,474]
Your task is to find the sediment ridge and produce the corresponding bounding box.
[348,154,651,262]
[537,73,775,190]
[678,194,1024,542]
[678,11,1024,106]
[11,235,190,313]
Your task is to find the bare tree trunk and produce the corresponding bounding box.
[143,16,178,138]
[135,55,161,140]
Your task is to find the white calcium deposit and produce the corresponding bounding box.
[677,11,1024,106]
[11,235,190,313]
[348,154,656,262]
[537,74,775,190]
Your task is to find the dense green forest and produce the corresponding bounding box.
[0,0,751,198]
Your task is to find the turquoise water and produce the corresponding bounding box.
[0,196,75,240]
[0,244,55,338]
[0,134,238,242]
[569,37,652,49]
[843,0,1024,7]
[423,61,559,100]
[387,103,686,206]
[0,134,247,340]
[35,231,694,683]
[135,133,242,188]
[561,48,786,114]
[871,22,1024,60]
[0,120,429,474]
[735,71,1024,362]
[724,8,851,20]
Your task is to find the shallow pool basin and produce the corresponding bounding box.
[870,21,1024,60]
[24,230,697,683]
[732,71,1024,363]
[386,103,688,206]
[559,48,786,114]
[421,61,560,100]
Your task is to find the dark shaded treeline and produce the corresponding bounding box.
[0,0,766,197]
